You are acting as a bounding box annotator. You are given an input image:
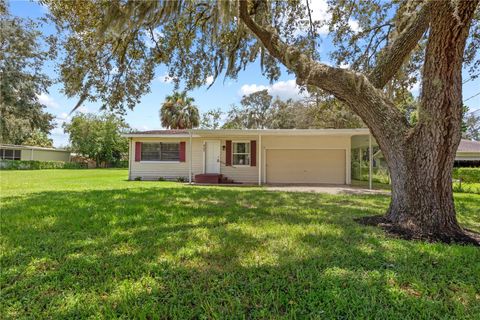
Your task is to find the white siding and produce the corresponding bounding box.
[128,134,352,184]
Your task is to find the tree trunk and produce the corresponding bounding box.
[383,140,465,241]
[375,0,479,244]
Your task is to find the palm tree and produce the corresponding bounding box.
[160,92,200,129]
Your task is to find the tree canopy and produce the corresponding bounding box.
[160,91,200,129]
[63,113,129,166]
[43,0,479,114]
[0,5,56,145]
[219,89,362,129]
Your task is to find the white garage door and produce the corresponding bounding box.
[266,149,346,184]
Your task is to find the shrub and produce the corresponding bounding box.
[157,177,166,181]
[453,167,480,183]
[0,160,86,170]
[134,176,142,181]
[176,176,187,182]
[110,160,128,168]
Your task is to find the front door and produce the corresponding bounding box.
[205,140,221,173]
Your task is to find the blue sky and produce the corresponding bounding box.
[9,0,480,147]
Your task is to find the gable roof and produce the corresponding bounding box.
[458,139,480,153]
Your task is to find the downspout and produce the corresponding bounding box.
[369,133,373,190]
[189,130,193,184]
[258,134,262,186]
[128,138,132,180]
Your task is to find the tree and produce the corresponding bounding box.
[63,113,129,166]
[223,89,273,129]
[463,108,480,141]
[223,92,362,129]
[160,92,200,129]
[22,130,53,147]
[45,1,480,243]
[0,5,55,145]
[200,108,223,129]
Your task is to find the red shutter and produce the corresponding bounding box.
[226,140,232,166]
[250,140,256,167]
[179,141,186,162]
[135,142,142,162]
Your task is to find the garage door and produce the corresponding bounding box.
[266,149,346,184]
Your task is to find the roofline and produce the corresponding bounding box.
[122,128,371,138]
[0,144,70,152]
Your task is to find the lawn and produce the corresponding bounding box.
[1,169,479,319]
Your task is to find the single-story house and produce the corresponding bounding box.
[124,129,480,186]
[0,144,71,162]
[124,128,370,185]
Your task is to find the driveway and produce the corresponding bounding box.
[265,184,390,195]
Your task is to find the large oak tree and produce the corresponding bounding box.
[44,0,480,244]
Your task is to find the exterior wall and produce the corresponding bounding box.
[20,149,32,161]
[128,134,352,184]
[455,152,480,161]
[32,150,70,162]
[19,148,70,161]
[218,136,259,183]
[129,136,259,183]
[129,137,201,180]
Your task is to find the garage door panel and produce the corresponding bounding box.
[266,149,345,184]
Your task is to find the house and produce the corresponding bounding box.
[124,129,372,185]
[455,139,480,167]
[0,144,71,162]
[124,129,480,185]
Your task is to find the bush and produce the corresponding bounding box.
[0,160,86,170]
[110,160,128,168]
[134,176,142,181]
[176,176,187,182]
[453,167,480,183]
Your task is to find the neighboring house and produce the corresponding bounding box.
[0,144,71,162]
[124,129,480,185]
[455,139,480,167]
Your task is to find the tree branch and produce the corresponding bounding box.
[368,1,431,88]
[238,0,409,142]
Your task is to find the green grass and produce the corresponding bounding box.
[1,169,479,319]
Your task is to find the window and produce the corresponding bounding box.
[0,149,21,160]
[232,142,250,165]
[141,143,180,161]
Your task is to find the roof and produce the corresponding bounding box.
[123,128,371,138]
[128,129,190,135]
[0,144,70,153]
[457,139,480,153]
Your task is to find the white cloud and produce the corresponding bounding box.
[37,93,59,109]
[303,0,360,35]
[239,79,306,101]
[205,75,214,86]
[348,19,361,32]
[411,82,421,96]
[239,84,269,96]
[157,73,174,84]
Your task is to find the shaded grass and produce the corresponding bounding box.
[1,169,479,319]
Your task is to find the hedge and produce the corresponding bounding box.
[0,160,87,170]
[452,167,480,183]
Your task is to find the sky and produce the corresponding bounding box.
[9,0,480,147]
